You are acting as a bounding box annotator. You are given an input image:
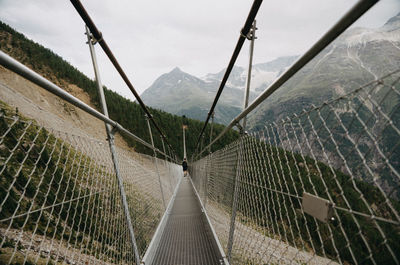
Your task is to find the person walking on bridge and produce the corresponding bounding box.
[182,158,188,177]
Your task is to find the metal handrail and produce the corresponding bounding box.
[0,51,175,162]
[70,0,178,159]
[196,0,378,157]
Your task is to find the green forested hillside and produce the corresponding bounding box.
[0,21,238,158]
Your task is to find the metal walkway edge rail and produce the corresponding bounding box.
[1,0,399,264]
[141,176,184,264]
[143,177,228,265]
[190,177,229,265]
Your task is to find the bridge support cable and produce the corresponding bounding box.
[197,0,379,157]
[194,0,263,155]
[85,26,141,264]
[0,47,184,264]
[0,51,171,160]
[70,0,178,161]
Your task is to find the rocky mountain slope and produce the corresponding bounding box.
[244,13,400,199]
[141,13,400,129]
[202,56,298,92]
[142,13,400,199]
[140,67,245,124]
[140,56,297,124]
[246,12,400,129]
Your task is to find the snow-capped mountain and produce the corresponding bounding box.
[141,13,400,126]
[141,57,296,124]
[140,67,247,124]
[201,56,298,92]
[247,12,400,129]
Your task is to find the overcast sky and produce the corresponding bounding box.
[0,0,399,100]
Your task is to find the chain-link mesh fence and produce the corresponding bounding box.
[0,106,181,264]
[190,70,400,265]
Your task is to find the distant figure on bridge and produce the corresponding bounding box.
[182,158,188,177]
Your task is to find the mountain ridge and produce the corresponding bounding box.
[141,13,400,129]
[247,12,400,129]
[141,55,297,124]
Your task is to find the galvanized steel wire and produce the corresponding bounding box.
[195,0,263,151]
[70,0,178,159]
[190,70,400,265]
[196,0,379,158]
[0,109,181,264]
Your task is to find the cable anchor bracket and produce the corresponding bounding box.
[84,30,103,45]
[234,121,245,135]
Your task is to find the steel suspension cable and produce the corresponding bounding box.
[70,0,177,160]
[0,51,171,160]
[194,0,263,153]
[197,0,379,157]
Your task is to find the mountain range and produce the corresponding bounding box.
[141,13,400,129]
[141,66,248,124]
[246,12,400,130]
[139,59,296,125]
[140,56,298,124]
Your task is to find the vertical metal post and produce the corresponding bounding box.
[146,116,166,209]
[226,136,244,262]
[85,26,140,265]
[161,137,173,193]
[209,112,214,154]
[167,146,177,185]
[226,21,255,256]
[204,153,212,208]
[161,137,167,166]
[242,20,257,131]
[200,135,204,159]
[182,125,187,159]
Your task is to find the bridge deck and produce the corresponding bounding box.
[152,177,223,265]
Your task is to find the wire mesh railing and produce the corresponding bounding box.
[190,70,400,265]
[0,106,181,264]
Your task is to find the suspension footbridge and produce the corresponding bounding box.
[0,0,399,264]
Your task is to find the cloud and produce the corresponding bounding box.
[0,0,398,100]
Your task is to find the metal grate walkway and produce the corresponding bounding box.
[152,177,223,265]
